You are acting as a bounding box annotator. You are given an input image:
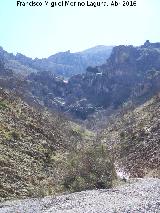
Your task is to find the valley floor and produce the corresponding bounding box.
[0,178,159,213]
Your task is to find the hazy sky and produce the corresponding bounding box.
[0,0,160,58]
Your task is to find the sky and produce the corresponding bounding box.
[0,0,160,58]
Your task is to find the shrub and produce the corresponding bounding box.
[57,144,116,192]
[0,101,7,110]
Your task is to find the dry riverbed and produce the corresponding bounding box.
[0,178,160,213]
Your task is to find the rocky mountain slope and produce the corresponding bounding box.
[1,41,160,121]
[98,94,160,178]
[0,46,112,78]
[0,88,116,202]
[22,41,160,120]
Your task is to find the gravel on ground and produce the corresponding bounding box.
[0,178,160,213]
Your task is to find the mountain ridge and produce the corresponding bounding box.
[0,41,160,121]
[0,45,113,78]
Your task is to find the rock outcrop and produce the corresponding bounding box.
[25,42,160,120]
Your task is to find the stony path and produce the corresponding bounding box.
[0,178,160,213]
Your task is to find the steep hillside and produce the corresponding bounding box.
[0,88,73,200]
[98,94,160,178]
[0,88,116,202]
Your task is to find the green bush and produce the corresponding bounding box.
[0,101,7,110]
[57,144,116,192]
